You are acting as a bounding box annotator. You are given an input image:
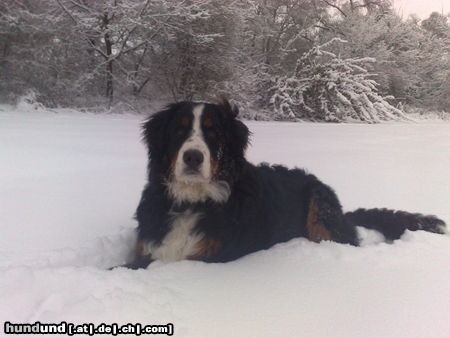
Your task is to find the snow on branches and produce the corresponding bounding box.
[269,38,407,122]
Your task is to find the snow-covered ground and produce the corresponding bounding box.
[0,104,449,337]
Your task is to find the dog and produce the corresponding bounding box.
[120,100,447,269]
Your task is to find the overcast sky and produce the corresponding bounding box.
[392,0,449,19]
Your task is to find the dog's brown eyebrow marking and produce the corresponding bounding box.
[180,117,190,126]
[203,118,213,128]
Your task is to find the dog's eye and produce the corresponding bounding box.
[206,131,216,138]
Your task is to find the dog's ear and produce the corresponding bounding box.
[232,118,250,154]
[219,98,250,154]
[218,97,239,118]
[142,105,174,159]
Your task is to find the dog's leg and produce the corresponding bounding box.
[306,197,333,242]
[306,184,359,246]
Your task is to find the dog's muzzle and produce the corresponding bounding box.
[174,143,211,183]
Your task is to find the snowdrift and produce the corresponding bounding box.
[0,106,449,337]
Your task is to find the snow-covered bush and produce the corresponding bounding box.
[268,39,408,122]
[15,91,47,113]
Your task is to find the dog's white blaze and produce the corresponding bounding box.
[143,209,204,262]
[169,103,231,204]
[174,104,211,182]
[192,104,203,138]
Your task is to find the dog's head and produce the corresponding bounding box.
[143,100,249,204]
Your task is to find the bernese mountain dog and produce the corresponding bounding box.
[120,100,447,269]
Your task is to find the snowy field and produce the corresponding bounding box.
[0,105,449,337]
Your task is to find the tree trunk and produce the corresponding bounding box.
[132,47,150,96]
[105,35,113,108]
[103,14,113,108]
[349,0,355,12]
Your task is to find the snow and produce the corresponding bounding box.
[1,105,449,337]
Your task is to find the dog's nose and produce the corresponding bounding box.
[183,149,204,169]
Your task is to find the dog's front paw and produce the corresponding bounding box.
[109,255,153,270]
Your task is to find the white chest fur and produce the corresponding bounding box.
[143,209,204,262]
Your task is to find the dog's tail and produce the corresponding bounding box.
[344,208,447,241]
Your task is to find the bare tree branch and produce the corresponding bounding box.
[54,0,108,59]
[320,0,347,17]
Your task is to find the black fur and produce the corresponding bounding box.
[119,100,447,269]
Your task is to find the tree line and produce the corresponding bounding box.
[0,0,448,121]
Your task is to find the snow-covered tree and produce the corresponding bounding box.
[268,38,407,122]
[0,0,447,116]
[150,0,238,101]
[54,0,219,106]
[0,1,66,104]
[317,8,450,113]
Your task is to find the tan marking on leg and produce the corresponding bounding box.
[188,237,222,260]
[136,239,146,256]
[306,198,332,242]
